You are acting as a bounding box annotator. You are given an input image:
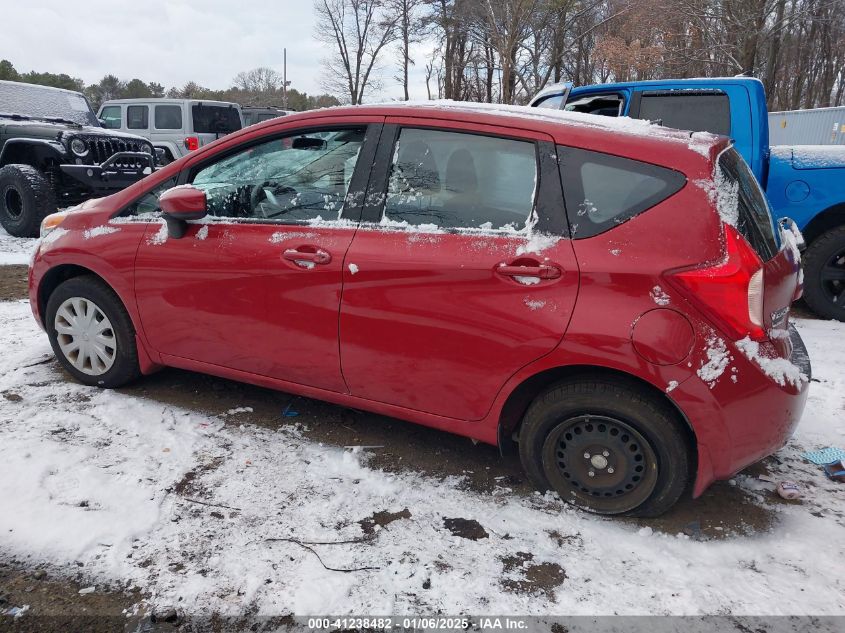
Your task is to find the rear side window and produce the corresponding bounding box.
[155,105,183,130]
[636,92,731,136]
[127,105,148,129]
[100,105,121,129]
[192,105,242,134]
[383,128,537,230]
[717,148,778,260]
[558,147,686,238]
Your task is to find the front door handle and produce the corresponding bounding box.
[283,247,332,266]
[496,262,561,280]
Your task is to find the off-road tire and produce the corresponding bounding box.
[802,226,845,322]
[518,377,690,517]
[0,164,57,237]
[45,276,141,388]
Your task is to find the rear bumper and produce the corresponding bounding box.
[675,324,810,497]
[60,152,155,192]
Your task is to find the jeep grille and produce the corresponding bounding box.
[83,137,146,165]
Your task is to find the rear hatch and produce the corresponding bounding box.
[190,103,242,147]
[717,147,801,350]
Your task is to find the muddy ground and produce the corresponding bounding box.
[0,264,800,630]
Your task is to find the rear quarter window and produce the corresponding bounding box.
[558,147,686,238]
[155,105,183,130]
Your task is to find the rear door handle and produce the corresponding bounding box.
[283,247,332,266]
[496,263,561,279]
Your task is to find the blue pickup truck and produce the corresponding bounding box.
[531,78,845,321]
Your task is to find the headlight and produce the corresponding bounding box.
[40,212,68,238]
[70,138,88,157]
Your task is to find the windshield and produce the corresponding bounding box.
[191,104,242,134]
[0,81,99,126]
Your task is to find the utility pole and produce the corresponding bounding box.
[282,48,290,110]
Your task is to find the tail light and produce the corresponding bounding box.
[667,225,767,342]
[184,136,199,151]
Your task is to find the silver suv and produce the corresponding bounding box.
[97,98,244,164]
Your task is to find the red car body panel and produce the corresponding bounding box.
[28,104,809,500]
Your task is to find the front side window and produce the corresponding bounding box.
[155,105,183,130]
[558,147,686,238]
[190,127,365,221]
[100,105,121,129]
[127,105,148,129]
[383,128,537,230]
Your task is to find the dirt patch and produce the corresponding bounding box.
[501,551,567,598]
[0,266,28,302]
[0,560,140,633]
[443,517,488,540]
[359,508,412,536]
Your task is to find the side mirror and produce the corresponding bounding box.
[160,185,208,239]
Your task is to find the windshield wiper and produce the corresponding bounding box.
[0,112,32,120]
[40,116,82,126]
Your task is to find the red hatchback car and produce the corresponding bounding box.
[29,103,810,516]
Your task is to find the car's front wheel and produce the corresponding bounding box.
[0,164,57,237]
[518,377,690,517]
[45,276,141,387]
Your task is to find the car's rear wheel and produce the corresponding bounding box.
[518,377,690,517]
[0,164,57,237]
[45,276,141,387]
[802,226,845,322]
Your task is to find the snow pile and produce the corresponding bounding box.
[735,337,808,388]
[697,336,732,388]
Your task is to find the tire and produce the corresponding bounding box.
[518,377,690,517]
[45,276,141,388]
[802,226,845,322]
[0,164,57,237]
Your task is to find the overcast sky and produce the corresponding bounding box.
[1,0,432,101]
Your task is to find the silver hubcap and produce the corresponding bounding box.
[54,297,117,376]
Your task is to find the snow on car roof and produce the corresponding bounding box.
[362,100,724,155]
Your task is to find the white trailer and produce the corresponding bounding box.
[769,106,845,146]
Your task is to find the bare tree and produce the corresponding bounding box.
[315,0,400,104]
[387,0,425,99]
[233,67,284,93]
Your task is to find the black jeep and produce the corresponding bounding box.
[0,80,156,237]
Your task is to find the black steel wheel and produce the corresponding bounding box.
[802,226,845,321]
[542,415,659,514]
[519,377,690,516]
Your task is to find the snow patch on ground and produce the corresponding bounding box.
[0,227,36,265]
[1,301,844,617]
